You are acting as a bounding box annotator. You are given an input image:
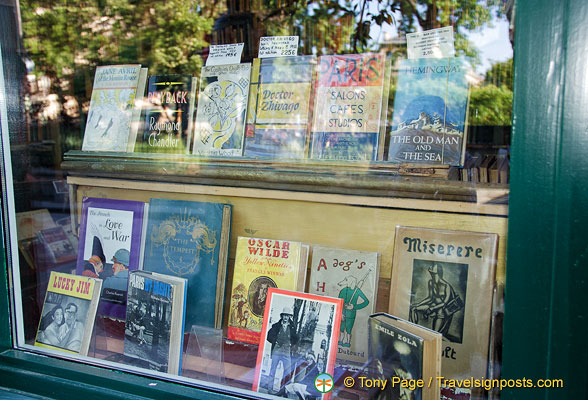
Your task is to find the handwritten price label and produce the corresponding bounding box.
[258,36,299,58]
[407,26,455,59]
[206,43,244,66]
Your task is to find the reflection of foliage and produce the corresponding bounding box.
[469,84,512,126]
[484,58,513,90]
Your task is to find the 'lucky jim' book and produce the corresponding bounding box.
[369,313,442,400]
[142,198,232,329]
[311,54,389,161]
[193,63,251,156]
[75,197,146,319]
[388,226,498,382]
[82,64,148,152]
[308,245,380,364]
[124,270,187,375]
[35,271,102,356]
[244,56,316,158]
[388,58,469,166]
[227,237,309,344]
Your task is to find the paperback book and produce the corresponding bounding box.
[37,226,77,265]
[16,209,57,269]
[142,198,232,329]
[227,236,309,344]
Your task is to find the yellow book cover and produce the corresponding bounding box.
[227,237,308,344]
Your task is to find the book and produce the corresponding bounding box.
[75,197,147,319]
[142,198,231,329]
[137,75,198,154]
[15,209,57,268]
[310,54,389,161]
[227,237,309,344]
[308,245,379,364]
[388,226,498,381]
[192,63,251,156]
[124,270,187,375]
[82,64,148,152]
[244,56,316,158]
[34,271,102,356]
[388,58,469,166]
[368,312,442,400]
[37,226,77,265]
[252,288,343,399]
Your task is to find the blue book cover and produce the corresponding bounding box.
[388,58,469,166]
[142,198,232,330]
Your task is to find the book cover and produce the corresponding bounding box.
[35,271,102,356]
[244,56,316,158]
[252,288,343,399]
[38,226,77,265]
[124,270,187,375]
[308,246,379,364]
[142,198,231,330]
[193,63,251,156]
[227,237,309,344]
[75,197,146,320]
[311,54,388,161]
[369,313,442,400]
[83,64,147,152]
[388,58,469,166]
[137,75,198,154]
[388,226,498,381]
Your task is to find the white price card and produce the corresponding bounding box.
[407,26,455,59]
[258,36,299,58]
[206,43,244,66]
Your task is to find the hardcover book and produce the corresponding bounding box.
[227,237,309,344]
[142,198,232,329]
[75,197,146,319]
[252,288,343,399]
[82,64,148,152]
[34,271,102,356]
[193,63,251,156]
[308,245,380,364]
[388,58,469,166]
[124,270,187,375]
[244,56,316,158]
[137,75,198,154]
[311,54,389,161]
[388,226,498,381]
[369,312,442,400]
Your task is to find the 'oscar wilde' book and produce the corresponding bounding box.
[193,63,251,156]
[137,75,198,154]
[227,236,309,344]
[388,58,469,166]
[75,197,147,319]
[369,313,442,400]
[124,270,187,375]
[35,271,102,356]
[311,54,389,161]
[82,64,148,152]
[142,198,231,329]
[388,226,498,383]
[244,56,316,158]
[308,246,380,364]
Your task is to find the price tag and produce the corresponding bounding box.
[206,43,244,66]
[407,26,455,59]
[258,36,299,58]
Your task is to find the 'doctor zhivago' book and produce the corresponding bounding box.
[137,75,198,154]
[244,56,316,158]
[142,198,232,330]
[369,313,442,400]
[193,63,251,156]
[75,197,146,319]
[227,237,309,344]
[388,226,498,383]
[308,245,380,364]
[35,271,102,356]
[311,53,389,161]
[388,58,469,166]
[82,65,148,152]
[124,270,187,375]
